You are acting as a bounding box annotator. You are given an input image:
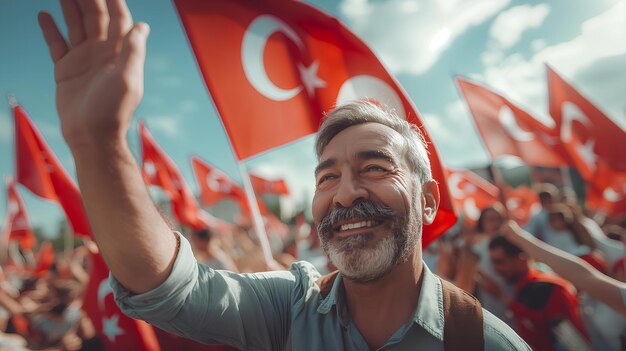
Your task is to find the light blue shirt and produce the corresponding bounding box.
[111,233,529,350]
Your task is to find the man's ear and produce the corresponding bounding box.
[421,180,440,225]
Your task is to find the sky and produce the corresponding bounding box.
[1,0,625,237]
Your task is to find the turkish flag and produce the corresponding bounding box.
[456,77,568,168]
[191,156,246,206]
[174,0,456,246]
[83,250,161,351]
[586,166,626,217]
[445,168,500,227]
[13,104,91,237]
[12,104,161,351]
[503,185,541,226]
[547,66,626,187]
[250,174,290,196]
[139,123,223,231]
[3,178,36,251]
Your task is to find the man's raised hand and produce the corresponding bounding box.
[38,0,149,150]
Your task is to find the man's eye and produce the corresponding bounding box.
[317,174,336,185]
[364,165,386,172]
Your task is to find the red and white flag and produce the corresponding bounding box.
[12,103,161,350]
[586,166,626,217]
[174,0,456,246]
[547,66,626,187]
[13,104,91,237]
[250,174,290,196]
[2,178,36,251]
[31,241,55,278]
[139,122,212,231]
[456,77,568,168]
[504,185,541,226]
[445,168,500,227]
[191,156,246,206]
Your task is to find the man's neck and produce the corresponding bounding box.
[342,251,424,349]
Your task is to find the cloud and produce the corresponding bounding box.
[476,1,626,127]
[338,0,510,75]
[146,115,181,138]
[180,100,199,114]
[489,4,550,49]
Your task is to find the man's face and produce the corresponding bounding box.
[312,123,436,282]
[489,247,525,284]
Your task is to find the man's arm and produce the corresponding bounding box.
[503,220,626,316]
[38,0,175,294]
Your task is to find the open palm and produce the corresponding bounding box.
[38,0,149,149]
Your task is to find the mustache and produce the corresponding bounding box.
[317,200,397,236]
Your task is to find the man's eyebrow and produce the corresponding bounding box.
[314,158,336,177]
[357,150,397,165]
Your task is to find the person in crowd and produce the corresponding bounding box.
[524,183,560,239]
[190,229,239,272]
[453,205,515,326]
[486,235,591,351]
[502,221,626,350]
[37,2,529,348]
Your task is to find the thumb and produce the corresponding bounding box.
[118,22,150,78]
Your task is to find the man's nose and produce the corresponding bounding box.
[333,173,368,208]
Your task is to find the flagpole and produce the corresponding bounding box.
[487,163,510,216]
[238,163,274,267]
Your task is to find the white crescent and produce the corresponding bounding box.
[561,102,591,142]
[464,198,481,220]
[143,161,156,178]
[336,75,406,117]
[447,173,476,199]
[242,15,303,101]
[604,187,625,202]
[498,105,534,142]
[98,279,113,312]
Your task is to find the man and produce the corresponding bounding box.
[37,0,528,349]
[524,183,560,239]
[487,236,590,351]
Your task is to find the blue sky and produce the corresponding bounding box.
[1,0,624,237]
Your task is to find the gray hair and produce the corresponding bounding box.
[315,100,433,185]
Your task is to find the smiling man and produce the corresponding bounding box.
[38,0,528,349]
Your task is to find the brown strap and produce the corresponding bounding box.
[315,272,484,350]
[316,271,339,299]
[441,278,484,351]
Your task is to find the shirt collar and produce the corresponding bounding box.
[316,263,444,341]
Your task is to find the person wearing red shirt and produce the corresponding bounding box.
[487,236,591,351]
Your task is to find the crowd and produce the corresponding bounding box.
[1,180,624,350]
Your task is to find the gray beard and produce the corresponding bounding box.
[317,198,421,283]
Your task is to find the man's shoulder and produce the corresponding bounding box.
[482,309,531,351]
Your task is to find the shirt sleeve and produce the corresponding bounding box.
[109,232,300,350]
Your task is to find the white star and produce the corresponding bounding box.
[103,314,125,342]
[575,139,596,170]
[297,61,326,96]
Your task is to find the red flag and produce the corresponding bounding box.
[191,156,246,206]
[83,250,161,351]
[456,77,568,168]
[586,167,626,217]
[32,241,55,278]
[139,122,213,231]
[250,174,290,196]
[3,178,36,251]
[12,103,161,350]
[504,185,541,226]
[445,168,500,227]
[547,66,626,187]
[174,0,456,246]
[13,104,91,237]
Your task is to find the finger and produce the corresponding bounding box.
[60,0,86,46]
[77,0,109,40]
[106,0,133,40]
[118,22,149,82]
[38,12,70,63]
